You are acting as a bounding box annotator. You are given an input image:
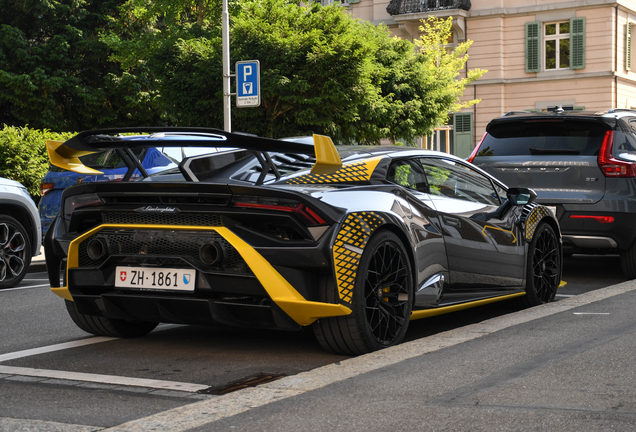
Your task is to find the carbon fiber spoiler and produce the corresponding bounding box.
[61,127,316,154]
[46,127,342,179]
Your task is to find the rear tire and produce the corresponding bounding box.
[620,241,636,279]
[65,300,158,338]
[515,222,560,308]
[313,230,413,355]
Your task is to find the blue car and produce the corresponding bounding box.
[39,135,219,237]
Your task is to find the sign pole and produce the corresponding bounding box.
[222,0,231,132]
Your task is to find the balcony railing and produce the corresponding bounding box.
[386,0,471,16]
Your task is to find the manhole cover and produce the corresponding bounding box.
[200,373,286,395]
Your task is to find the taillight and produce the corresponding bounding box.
[569,215,614,224]
[466,132,488,163]
[40,182,55,196]
[63,193,104,219]
[598,130,636,177]
[232,195,326,226]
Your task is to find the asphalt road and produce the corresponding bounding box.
[0,254,630,431]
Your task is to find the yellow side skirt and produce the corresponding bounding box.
[410,280,566,320]
[410,292,526,320]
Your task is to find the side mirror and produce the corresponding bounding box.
[506,187,537,206]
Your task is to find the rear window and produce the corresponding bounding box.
[479,119,609,157]
[613,130,636,162]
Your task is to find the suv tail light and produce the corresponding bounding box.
[466,132,487,163]
[598,131,636,177]
[569,215,614,224]
[40,182,55,196]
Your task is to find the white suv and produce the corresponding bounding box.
[0,177,42,288]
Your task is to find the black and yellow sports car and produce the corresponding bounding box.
[44,127,562,355]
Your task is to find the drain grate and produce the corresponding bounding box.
[200,373,285,395]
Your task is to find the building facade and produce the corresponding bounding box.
[339,0,636,157]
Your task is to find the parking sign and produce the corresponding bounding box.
[236,60,260,108]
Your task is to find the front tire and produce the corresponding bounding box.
[0,215,32,289]
[65,300,158,338]
[314,230,413,355]
[516,222,560,308]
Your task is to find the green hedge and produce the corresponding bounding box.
[0,125,74,201]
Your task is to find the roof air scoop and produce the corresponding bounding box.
[310,134,343,175]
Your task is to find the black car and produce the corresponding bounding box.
[44,127,562,355]
[470,108,636,278]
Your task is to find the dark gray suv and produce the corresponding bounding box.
[469,108,636,278]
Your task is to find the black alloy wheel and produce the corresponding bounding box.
[313,230,413,355]
[517,222,560,307]
[0,215,32,289]
[363,235,412,346]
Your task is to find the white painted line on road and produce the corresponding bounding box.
[0,365,209,393]
[0,418,99,432]
[556,294,576,298]
[573,312,610,315]
[0,337,117,362]
[0,324,182,363]
[1,283,51,292]
[0,323,199,393]
[104,280,636,432]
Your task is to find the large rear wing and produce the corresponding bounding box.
[46,127,342,182]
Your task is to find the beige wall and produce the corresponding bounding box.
[348,0,636,149]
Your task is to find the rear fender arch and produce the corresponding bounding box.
[331,212,416,308]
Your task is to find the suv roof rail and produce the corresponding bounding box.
[502,111,532,116]
[607,108,636,115]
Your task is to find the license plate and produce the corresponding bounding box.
[115,267,196,291]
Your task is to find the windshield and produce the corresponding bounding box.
[480,119,609,157]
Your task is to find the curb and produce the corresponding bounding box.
[28,261,47,273]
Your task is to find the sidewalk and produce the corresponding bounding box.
[28,245,46,273]
[104,280,636,431]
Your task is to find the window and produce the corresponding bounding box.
[526,18,585,73]
[420,158,501,206]
[615,119,636,162]
[545,22,570,70]
[627,23,632,71]
[478,120,607,157]
[318,0,349,5]
[388,159,429,193]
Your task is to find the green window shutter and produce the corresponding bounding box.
[453,113,473,159]
[570,17,585,69]
[526,22,540,73]
[627,23,632,72]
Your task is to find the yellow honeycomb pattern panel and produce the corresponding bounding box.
[524,206,552,241]
[286,157,383,185]
[333,212,385,305]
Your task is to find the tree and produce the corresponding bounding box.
[100,0,243,126]
[0,0,158,131]
[1,0,485,144]
[229,1,382,140]
[154,2,485,143]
